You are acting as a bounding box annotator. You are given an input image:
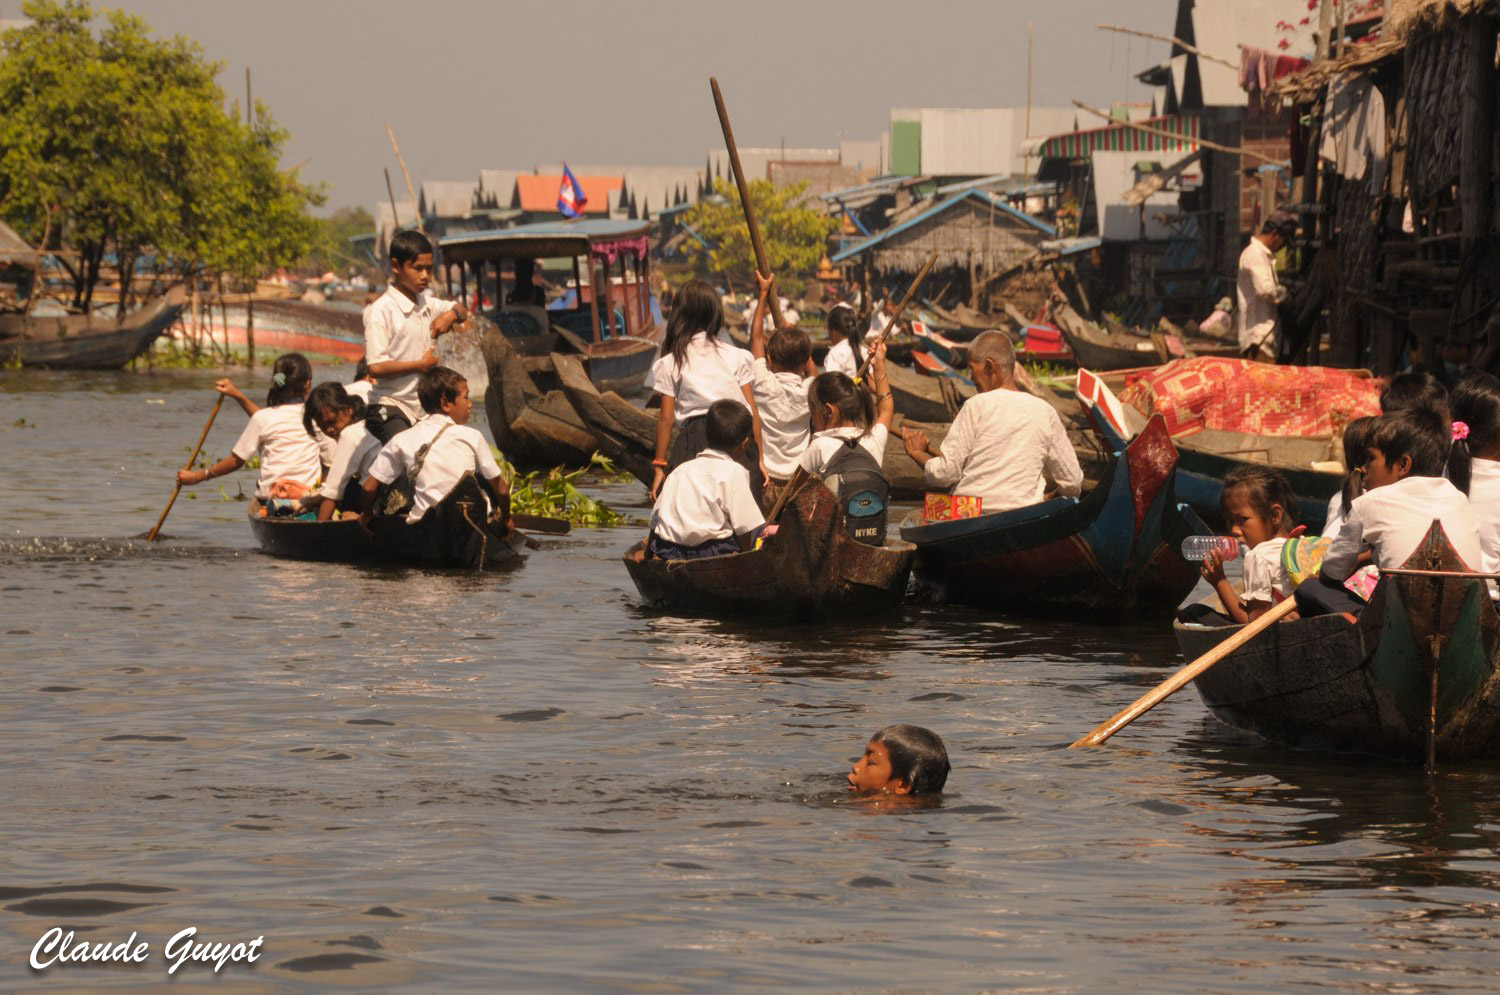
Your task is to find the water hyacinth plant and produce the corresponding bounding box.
[494,450,627,528]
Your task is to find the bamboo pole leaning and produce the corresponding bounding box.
[854,251,939,382]
[709,76,787,330]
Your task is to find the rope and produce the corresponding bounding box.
[458,501,488,571]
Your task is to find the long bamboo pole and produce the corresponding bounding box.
[1095,23,1238,69]
[145,394,226,542]
[1071,101,1288,167]
[385,123,425,234]
[854,251,938,382]
[709,77,787,330]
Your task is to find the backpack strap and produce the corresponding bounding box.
[409,422,454,481]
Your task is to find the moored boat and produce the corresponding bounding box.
[1174,523,1500,761]
[622,481,915,620]
[479,321,600,469]
[215,298,366,361]
[1,287,186,369]
[899,414,1208,616]
[246,473,528,569]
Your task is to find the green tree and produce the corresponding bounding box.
[679,178,837,292]
[300,206,376,278]
[0,0,321,311]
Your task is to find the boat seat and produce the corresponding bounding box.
[489,305,550,339]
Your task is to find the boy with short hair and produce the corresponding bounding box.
[360,366,510,528]
[364,230,470,442]
[847,724,950,797]
[748,272,817,498]
[1299,408,1482,615]
[647,400,766,559]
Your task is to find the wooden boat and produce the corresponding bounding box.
[911,319,969,367]
[439,220,660,394]
[246,473,528,569]
[216,298,366,361]
[479,321,600,469]
[0,287,186,368]
[887,359,973,422]
[898,414,1208,616]
[622,481,915,620]
[1051,300,1166,370]
[1174,523,1500,761]
[911,349,971,383]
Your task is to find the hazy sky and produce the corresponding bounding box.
[57,0,1170,212]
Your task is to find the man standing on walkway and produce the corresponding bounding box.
[1237,209,1298,363]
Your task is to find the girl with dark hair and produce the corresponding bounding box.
[649,279,766,501]
[299,382,379,520]
[822,302,863,377]
[1449,371,1500,585]
[798,341,895,478]
[175,353,322,501]
[1201,465,1302,623]
[1323,415,1379,538]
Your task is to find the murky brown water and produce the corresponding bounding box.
[4,367,1500,992]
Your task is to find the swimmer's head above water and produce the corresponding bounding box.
[847,724,949,797]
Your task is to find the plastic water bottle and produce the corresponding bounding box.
[1180,535,1243,561]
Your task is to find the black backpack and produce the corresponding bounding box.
[823,438,889,546]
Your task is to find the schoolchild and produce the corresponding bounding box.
[647,400,765,560]
[747,272,817,498]
[364,230,470,443]
[847,724,950,797]
[798,346,894,546]
[648,279,766,500]
[1322,415,1379,538]
[346,357,376,404]
[207,372,335,468]
[822,302,863,378]
[1445,371,1500,586]
[1200,466,1302,623]
[1380,370,1450,422]
[176,353,322,501]
[300,382,380,521]
[361,366,509,527]
[1299,408,1483,616]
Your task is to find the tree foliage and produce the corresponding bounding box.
[300,206,376,278]
[679,178,838,292]
[0,0,322,310]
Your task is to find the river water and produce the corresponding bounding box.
[4,367,1500,992]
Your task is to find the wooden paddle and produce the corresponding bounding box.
[146,393,226,542]
[854,251,939,383]
[765,466,811,524]
[709,76,787,331]
[511,513,570,536]
[1069,596,1298,747]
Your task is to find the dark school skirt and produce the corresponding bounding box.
[646,533,742,561]
[667,414,765,503]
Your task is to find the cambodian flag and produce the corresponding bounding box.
[557,164,587,218]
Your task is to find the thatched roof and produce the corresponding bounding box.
[1387,0,1495,37]
[1267,35,1404,101]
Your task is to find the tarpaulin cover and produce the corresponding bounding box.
[589,236,649,263]
[1118,358,1381,437]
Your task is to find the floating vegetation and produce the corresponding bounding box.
[495,450,627,528]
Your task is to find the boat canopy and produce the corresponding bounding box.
[438,220,651,264]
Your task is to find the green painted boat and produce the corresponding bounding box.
[1173,523,1500,762]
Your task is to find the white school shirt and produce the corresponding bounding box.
[1467,458,1500,582]
[1241,537,1293,604]
[650,334,754,421]
[1235,238,1285,354]
[346,379,374,404]
[650,448,765,546]
[751,358,813,479]
[366,414,502,523]
[1322,475,1483,580]
[921,388,1083,514]
[316,419,381,504]
[365,285,455,422]
[1322,491,1347,539]
[231,403,323,499]
[314,425,338,467]
[800,424,889,477]
[823,338,858,377]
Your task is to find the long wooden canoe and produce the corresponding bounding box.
[0,287,186,369]
[479,319,600,469]
[1174,523,1500,761]
[899,414,1208,616]
[247,473,528,569]
[623,482,914,620]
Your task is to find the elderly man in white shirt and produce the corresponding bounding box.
[1236,209,1297,362]
[899,331,1082,514]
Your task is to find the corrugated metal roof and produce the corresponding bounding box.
[820,175,909,202]
[513,175,623,214]
[1040,235,1103,256]
[477,170,520,209]
[438,219,651,263]
[1035,115,1199,160]
[831,190,1055,263]
[419,180,478,219]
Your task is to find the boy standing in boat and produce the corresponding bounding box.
[364,230,470,443]
[899,331,1081,514]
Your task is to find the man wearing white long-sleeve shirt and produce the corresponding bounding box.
[1236,209,1297,362]
[899,331,1082,515]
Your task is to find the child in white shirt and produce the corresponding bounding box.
[648,400,765,559]
[822,302,862,378]
[361,367,510,527]
[1446,371,1500,588]
[799,341,895,479]
[648,280,765,501]
[1200,466,1301,623]
[747,272,817,492]
[300,382,381,520]
[1322,415,1378,538]
[175,353,322,501]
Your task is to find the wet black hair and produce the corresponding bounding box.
[302,381,366,437]
[1380,371,1450,422]
[1219,464,1300,534]
[704,399,752,451]
[827,303,864,369]
[1446,371,1500,494]
[266,353,312,406]
[417,365,466,414]
[808,371,873,432]
[661,279,724,367]
[1338,415,1379,520]
[871,724,949,795]
[1372,407,1449,478]
[389,229,434,268]
[767,327,812,373]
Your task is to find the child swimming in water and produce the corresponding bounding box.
[846,724,950,797]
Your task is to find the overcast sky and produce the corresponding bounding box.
[50,0,1170,212]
